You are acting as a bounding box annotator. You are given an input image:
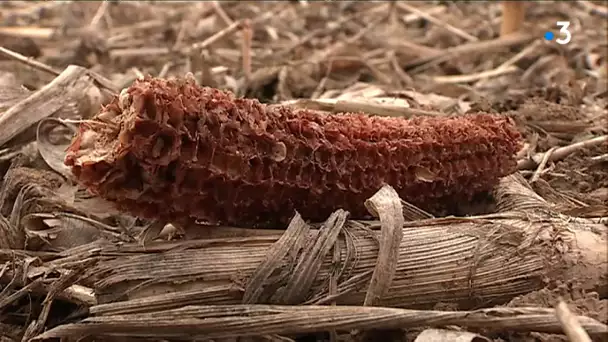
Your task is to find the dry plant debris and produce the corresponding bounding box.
[64,76,522,227]
[500,1,528,37]
[6,175,608,341]
[0,1,607,341]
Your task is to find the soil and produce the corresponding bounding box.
[548,144,608,203]
[472,84,608,205]
[503,286,608,342]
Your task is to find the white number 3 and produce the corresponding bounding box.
[556,21,572,45]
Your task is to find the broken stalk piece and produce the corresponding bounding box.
[500,1,527,36]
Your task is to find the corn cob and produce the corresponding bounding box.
[64,77,522,227]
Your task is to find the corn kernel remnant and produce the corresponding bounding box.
[65,77,522,227]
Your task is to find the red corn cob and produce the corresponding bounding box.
[64,77,522,227]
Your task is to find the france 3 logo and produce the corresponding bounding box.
[544,21,572,45]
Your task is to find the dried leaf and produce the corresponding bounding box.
[22,212,118,251]
[0,214,24,249]
[0,80,30,113]
[414,328,490,342]
[36,118,78,180]
[414,166,437,183]
[71,194,124,220]
[0,65,102,148]
[363,184,404,306]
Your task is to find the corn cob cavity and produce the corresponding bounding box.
[64,77,522,227]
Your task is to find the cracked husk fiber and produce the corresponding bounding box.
[64,77,522,226]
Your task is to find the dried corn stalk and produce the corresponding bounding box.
[500,1,527,36]
[64,77,522,227]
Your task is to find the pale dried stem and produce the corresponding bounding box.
[407,32,534,74]
[185,20,243,53]
[500,1,527,36]
[89,1,109,28]
[109,47,170,59]
[518,135,608,170]
[241,19,253,81]
[34,304,608,340]
[0,46,119,93]
[555,300,592,342]
[0,46,60,77]
[530,146,557,183]
[432,65,518,84]
[212,1,234,26]
[0,26,55,39]
[397,3,478,42]
[496,40,542,72]
[0,65,101,147]
[576,0,608,18]
[81,202,606,311]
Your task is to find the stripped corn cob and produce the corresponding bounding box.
[65,77,522,227]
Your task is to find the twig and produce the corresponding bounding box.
[212,1,234,26]
[89,1,110,28]
[109,47,171,59]
[590,153,608,163]
[21,270,85,341]
[33,305,608,340]
[172,19,189,50]
[0,279,43,311]
[130,67,145,79]
[110,19,166,36]
[530,146,557,183]
[396,3,478,42]
[518,135,608,170]
[0,26,55,39]
[185,20,243,54]
[269,5,385,60]
[495,40,542,72]
[400,6,446,24]
[516,143,531,159]
[577,0,608,18]
[555,300,592,342]
[0,46,60,76]
[312,8,389,65]
[0,63,118,148]
[474,39,542,88]
[1,1,70,19]
[406,32,534,74]
[273,15,354,58]
[432,65,518,84]
[158,62,174,78]
[389,38,441,60]
[520,55,555,84]
[241,19,252,82]
[310,57,334,99]
[388,51,413,86]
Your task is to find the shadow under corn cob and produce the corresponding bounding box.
[64,77,522,227]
